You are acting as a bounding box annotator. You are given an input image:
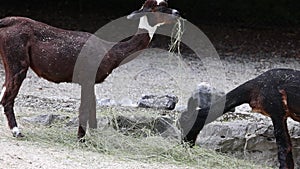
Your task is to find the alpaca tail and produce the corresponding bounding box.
[0,19,7,28]
[0,17,16,28]
[0,20,4,28]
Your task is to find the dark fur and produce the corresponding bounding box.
[182,68,300,169]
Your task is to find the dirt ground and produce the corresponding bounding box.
[0,132,191,169]
[0,24,300,168]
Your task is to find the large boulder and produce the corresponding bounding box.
[112,115,180,139]
[22,114,70,125]
[113,115,180,139]
[65,116,111,130]
[197,105,300,168]
[97,98,137,107]
[66,115,180,139]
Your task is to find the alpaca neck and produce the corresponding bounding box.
[95,16,162,83]
[109,16,162,66]
[138,16,162,40]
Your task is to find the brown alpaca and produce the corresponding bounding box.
[180,68,300,169]
[0,0,179,139]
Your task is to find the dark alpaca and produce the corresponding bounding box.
[180,68,300,169]
[0,0,179,139]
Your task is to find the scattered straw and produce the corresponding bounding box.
[169,17,186,54]
[24,124,264,168]
[167,17,191,104]
[20,108,269,168]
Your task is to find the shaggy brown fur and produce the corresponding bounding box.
[0,0,179,139]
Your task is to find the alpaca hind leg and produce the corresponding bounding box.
[264,99,294,169]
[271,115,294,169]
[0,42,30,137]
[1,65,28,137]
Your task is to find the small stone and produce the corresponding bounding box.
[97,98,117,107]
[137,94,178,110]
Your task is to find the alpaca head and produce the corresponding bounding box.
[127,0,180,28]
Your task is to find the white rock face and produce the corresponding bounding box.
[197,107,300,168]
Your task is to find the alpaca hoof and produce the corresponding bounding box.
[78,137,86,143]
[13,132,25,138]
[12,127,24,138]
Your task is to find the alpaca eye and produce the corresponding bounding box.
[152,3,157,8]
[160,2,168,7]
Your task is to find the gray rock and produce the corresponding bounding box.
[174,105,187,112]
[118,97,137,107]
[97,116,110,130]
[138,94,178,110]
[113,115,180,139]
[65,117,79,127]
[197,111,300,168]
[154,117,181,138]
[65,113,180,138]
[66,116,110,130]
[97,98,137,107]
[22,114,69,125]
[97,98,117,107]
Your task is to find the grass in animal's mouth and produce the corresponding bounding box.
[19,108,269,169]
[169,17,185,55]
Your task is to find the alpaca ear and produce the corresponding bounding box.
[127,10,144,20]
[127,8,151,20]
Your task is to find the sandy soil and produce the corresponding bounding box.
[0,134,190,169]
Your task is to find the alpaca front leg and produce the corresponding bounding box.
[77,84,97,140]
[78,107,88,140]
[88,93,97,129]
